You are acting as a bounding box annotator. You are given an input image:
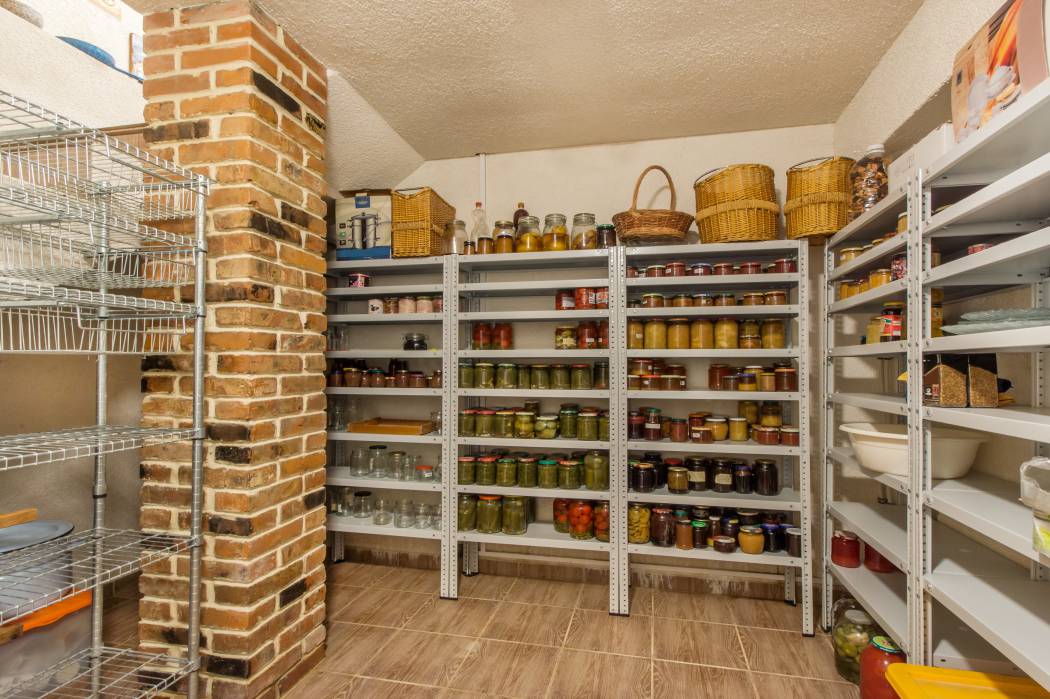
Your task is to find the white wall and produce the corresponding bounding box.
[30,0,143,76]
[0,9,146,531]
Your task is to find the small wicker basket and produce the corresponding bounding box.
[391,187,455,257]
[784,156,854,243]
[693,164,779,244]
[612,165,694,246]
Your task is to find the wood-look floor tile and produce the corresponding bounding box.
[653,660,756,698]
[327,562,395,586]
[345,676,479,698]
[480,602,572,646]
[503,578,581,607]
[547,649,651,698]
[332,586,432,628]
[727,596,803,631]
[363,630,478,686]
[457,573,515,601]
[325,584,365,618]
[563,609,652,657]
[403,597,499,636]
[282,670,357,699]
[576,584,653,616]
[374,567,441,594]
[737,627,841,681]
[651,590,736,624]
[651,618,746,668]
[448,639,560,698]
[750,672,859,698]
[316,622,395,675]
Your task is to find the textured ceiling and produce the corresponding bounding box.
[127,0,923,159]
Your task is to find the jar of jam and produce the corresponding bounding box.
[627,503,650,543]
[753,460,779,496]
[665,261,687,277]
[740,292,765,306]
[733,464,753,494]
[666,466,689,494]
[713,535,737,554]
[738,373,757,392]
[650,508,675,547]
[657,374,680,391]
[555,325,577,350]
[553,498,570,533]
[667,318,690,349]
[757,372,776,392]
[773,258,797,273]
[576,321,598,349]
[574,286,593,310]
[831,530,861,567]
[629,358,654,376]
[597,224,616,248]
[753,426,780,445]
[869,268,892,288]
[728,417,750,442]
[706,416,728,441]
[669,418,688,443]
[627,412,645,440]
[633,462,655,492]
[781,426,800,446]
[715,317,738,349]
[626,318,645,349]
[555,289,575,310]
[626,266,640,278]
[691,263,713,276]
[690,319,714,349]
[713,291,736,306]
[645,264,666,278]
[643,409,662,441]
[864,545,898,573]
[472,322,493,350]
[643,319,667,349]
[713,262,735,275]
[693,293,714,306]
[774,367,798,392]
[762,522,782,552]
[708,363,731,389]
[761,319,786,349]
[707,515,723,544]
[738,261,761,275]
[711,460,733,493]
[739,525,764,554]
[669,293,692,308]
[641,292,665,308]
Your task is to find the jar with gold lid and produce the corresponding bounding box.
[644,319,668,349]
[690,319,714,349]
[740,292,765,306]
[714,317,739,349]
[761,318,786,349]
[667,318,690,349]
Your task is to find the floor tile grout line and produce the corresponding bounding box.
[734,625,752,672]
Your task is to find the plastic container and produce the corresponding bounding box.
[885,664,1050,699]
[841,423,985,479]
[849,145,888,221]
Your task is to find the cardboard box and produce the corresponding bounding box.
[331,189,392,260]
[889,123,954,185]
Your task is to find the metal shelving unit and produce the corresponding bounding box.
[0,90,208,698]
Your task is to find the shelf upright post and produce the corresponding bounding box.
[186,180,208,699]
[796,240,814,635]
[906,174,926,661]
[441,255,458,599]
[609,245,628,615]
[820,234,836,632]
[1033,276,1050,583]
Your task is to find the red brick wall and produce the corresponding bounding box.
[137,2,329,696]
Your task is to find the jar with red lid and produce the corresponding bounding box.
[494,323,514,350]
[669,418,688,443]
[860,636,905,699]
[831,530,861,567]
[574,287,594,310]
[713,262,735,275]
[691,262,713,276]
[628,413,645,440]
[650,508,675,546]
[645,264,666,278]
[738,261,763,275]
[555,289,575,311]
[864,545,898,573]
[708,363,732,389]
[347,272,369,287]
[665,261,687,277]
[595,287,609,309]
[471,322,493,350]
[576,321,598,349]
[773,258,798,273]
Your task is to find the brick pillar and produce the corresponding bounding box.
[137,2,329,696]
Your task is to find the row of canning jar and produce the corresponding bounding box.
[628,503,801,555]
[628,316,787,350]
[627,258,797,278]
[627,451,780,497]
[333,444,442,481]
[459,405,609,441]
[457,451,608,491]
[459,360,609,390]
[330,488,441,530]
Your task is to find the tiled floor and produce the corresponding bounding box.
[287,562,859,698]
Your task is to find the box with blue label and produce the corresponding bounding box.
[332,189,392,260]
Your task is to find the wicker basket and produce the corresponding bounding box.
[612,165,694,246]
[784,156,854,243]
[695,199,780,244]
[693,163,776,210]
[391,187,455,257]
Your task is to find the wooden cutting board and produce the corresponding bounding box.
[0,508,37,529]
[346,418,434,435]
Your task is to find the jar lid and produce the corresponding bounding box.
[834,530,859,540]
[530,364,549,369]
[641,292,665,298]
[559,407,579,414]
[729,417,748,422]
[369,444,387,450]
[477,409,496,415]
[667,317,689,322]
[636,463,654,470]
[539,413,559,420]
[514,411,534,416]
[478,495,502,501]
[740,525,763,534]
[353,490,372,497]
[870,636,902,654]
[571,363,590,368]
[774,366,796,373]
[597,223,615,230]
[348,272,369,278]
[691,520,708,528]
[705,416,727,423]
[844,609,874,625]
[646,264,666,270]
[538,459,557,465]
[478,456,498,462]
[753,425,778,433]
[458,456,475,462]
[475,362,494,367]
[497,363,516,368]
[579,411,599,417]
[667,466,687,472]
[781,426,799,433]
[786,527,802,536]
[692,262,713,269]
[558,460,580,466]
[742,292,764,298]
[495,410,515,415]
[713,535,735,543]
[460,409,477,415]
[415,464,433,472]
[555,325,577,330]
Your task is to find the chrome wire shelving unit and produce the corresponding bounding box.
[0,90,207,698]
[822,76,1050,690]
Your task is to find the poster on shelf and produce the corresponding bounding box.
[950,0,1049,142]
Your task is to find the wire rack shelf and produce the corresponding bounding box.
[0,425,194,471]
[0,528,190,625]
[0,305,186,354]
[1,647,193,698]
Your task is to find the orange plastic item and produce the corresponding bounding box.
[886,664,1050,699]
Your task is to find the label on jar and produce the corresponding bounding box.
[645,422,660,430]
[560,297,576,309]
[595,288,609,306]
[688,471,704,483]
[579,337,597,349]
[714,473,732,486]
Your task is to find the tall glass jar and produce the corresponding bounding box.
[457,493,477,531]
[568,500,594,539]
[502,496,527,535]
[515,215,542,253]
[594,501,610,542]
[570,213,597,250]
[514,411,535,439]
[542,213,569,251]
[493,220,515,254]
[593,361,610,390]
[584,450,608,491]
[849,145,888,221]
[833,607,880,683]
[627,503,650,543]
[476,495,503,533]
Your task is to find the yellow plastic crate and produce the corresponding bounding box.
[887,664,1050,698]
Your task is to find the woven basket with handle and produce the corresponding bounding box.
[693,164,779,244]
[612,165,694,246]
[784,156,854,243]
[391,187,455,257]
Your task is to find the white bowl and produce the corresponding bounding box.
[840,422,985,480]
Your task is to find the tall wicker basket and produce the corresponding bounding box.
[391,187,455,257]
[612,165,694,246]
[784,156,854,244]
[693,164,779,244]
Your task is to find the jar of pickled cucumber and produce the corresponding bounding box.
[571,364,593,390]
[578,411,599,441]
[593,362,609,390]
[496,363,517,389]
[517,457,538,487]
[627,318,644,349]
[457,493,477,531]
[458,361,475,388]
[530,364,550,389]
[457,456,476,485]
[477,495,503,533]
[628,503,651,544]
[553,498,570,533]
[538,460,559,489]
[536,414,560,439]
[558,460,581,489]
[475,409,496,437]
[475,362,495,389]
[496,457,518,487]
[644,319,668,349]
[690,319,714,349]
[570,213,597,250]
[542,213,569,251]
[715,317,739,349]
[598,411,610,441]
[515,216,542,253]
[568,500,594,539]
[551,364,571,390]
[502,496,527,535]
[476,456,497,486]
[584,450,609,491]
[458,409,476,437]
[514,411,535,439]
[493,410,515,437]
[559,407,578,439]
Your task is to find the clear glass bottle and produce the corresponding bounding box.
[515,215,542,253]
[542,213,569,251]
[571,213,597,250]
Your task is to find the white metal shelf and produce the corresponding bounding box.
[458,436,610,450]
[625,348,798,359]
[457,388,610,399]
[828,561,909,652]
[828,235,908,282]
[458,349,608,359]
[325,283,443,297]
[327,515,442,539]
[325,349,444,359]
[627,390,799,401]
[0,528,190,625]
[827,279,906,314]
[624,240,802,260]
[456,522,610,551]
[625,305,799,318]
[328,312,443,324]
[828,445,907,494]
[924,224,1050,288]
[628,543,802,567]
[324,472,443,492]
[924,405,1050,443]
[928,473,1034,563]
[327,257,445,274]
[829,392,908,416]
[3,647,194,699]
[458,249,609,271]
[326,387,442,396]
[828,501,908,573]
[625,273,798,291]
[459,309,610,322]
[328,431,443,444]
[628,486,801,511]
[459,278,609,296]
[925,326,1050,354]
[0,425,193,471]
[829,341,907,358]
[625,439,799,456]
[827,188,908,249]
[455,484,611,499]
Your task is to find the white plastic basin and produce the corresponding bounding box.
[840,422,985,480]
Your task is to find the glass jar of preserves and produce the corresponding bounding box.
[458,409,477,437]
[627,412,645,440]
[650,507,675,547]
[738,373,757,392]
[752,426,780,445]
[729,417,750,442]
[493,322,514,350]
[834,608,879,683]
[493,410,515,437]
[686,457,708,491]
[578,411,599,441]
[525,364,548,390]
[832,530,861,568]
[514,411,535,439]
[510,458,535,489]
[475,409,496,437]
[669,418,688,443]
[535,413,559,439]
[643,409,662,441]
[639,374,659,391]
[570,364,593,390]
[501,496,527,535]
[708,363,731,389]
[738,400,759,425]
[759,402,782,428]
[775,367,798,392]
[597,319,609,349]
[474,362,495,389]
[594,501,610,542]
[734,463,754,493]
[584,451,608,491]
[706,416,728,441]
[756,371,776,392]
[738,319,760,337]
[645,264,666,278]
[573,286,593,310]
[553,498,570,533]
[570,213,597,250]
[568,500,594,539]
[633,463,655,493]
[493,221,515,254]
[665,261,687,277]
[715,317,739,349]
[711,459,734,493]
[558,406,578,439]
[628,503,650,543]
[542,213,569,251]
[860,636,906,699]
[574,321,596,349]
[495,363,517,389]
[592,361,609,390]
[515,215,542,253]
[472,322,493,350]
[667,466,689,494]
[458,362,475,389]
[690,319,714,349]
[598,411,609,441]
[740,292,765,306]
[713,292,736,306]
[627,318,645,349]
[667,317,690,349]
[457,493,477,531]
[538,460,559,489]
[496,457,518,487]
[558,461,581,490]
[629,358,654,376]
[670,293,693,307]
[761,319,786,349]
[641,292,665,308]
[555,326,577,350]
[477,495,502,533]
[753,459,778,496]
[555,288,575,311]
[764,289,788,306]
[713,262,734,275]
[739,525,764,554]
[476,456,497,486]
[781,426,800,446]
[644,319,667,349]
[693,293,714,306]
[457,456,476,485]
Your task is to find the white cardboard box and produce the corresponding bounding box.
[889,123,954,186]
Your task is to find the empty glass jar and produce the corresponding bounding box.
[351,491,373,518]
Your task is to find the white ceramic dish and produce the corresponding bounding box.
[840,422,985,479]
